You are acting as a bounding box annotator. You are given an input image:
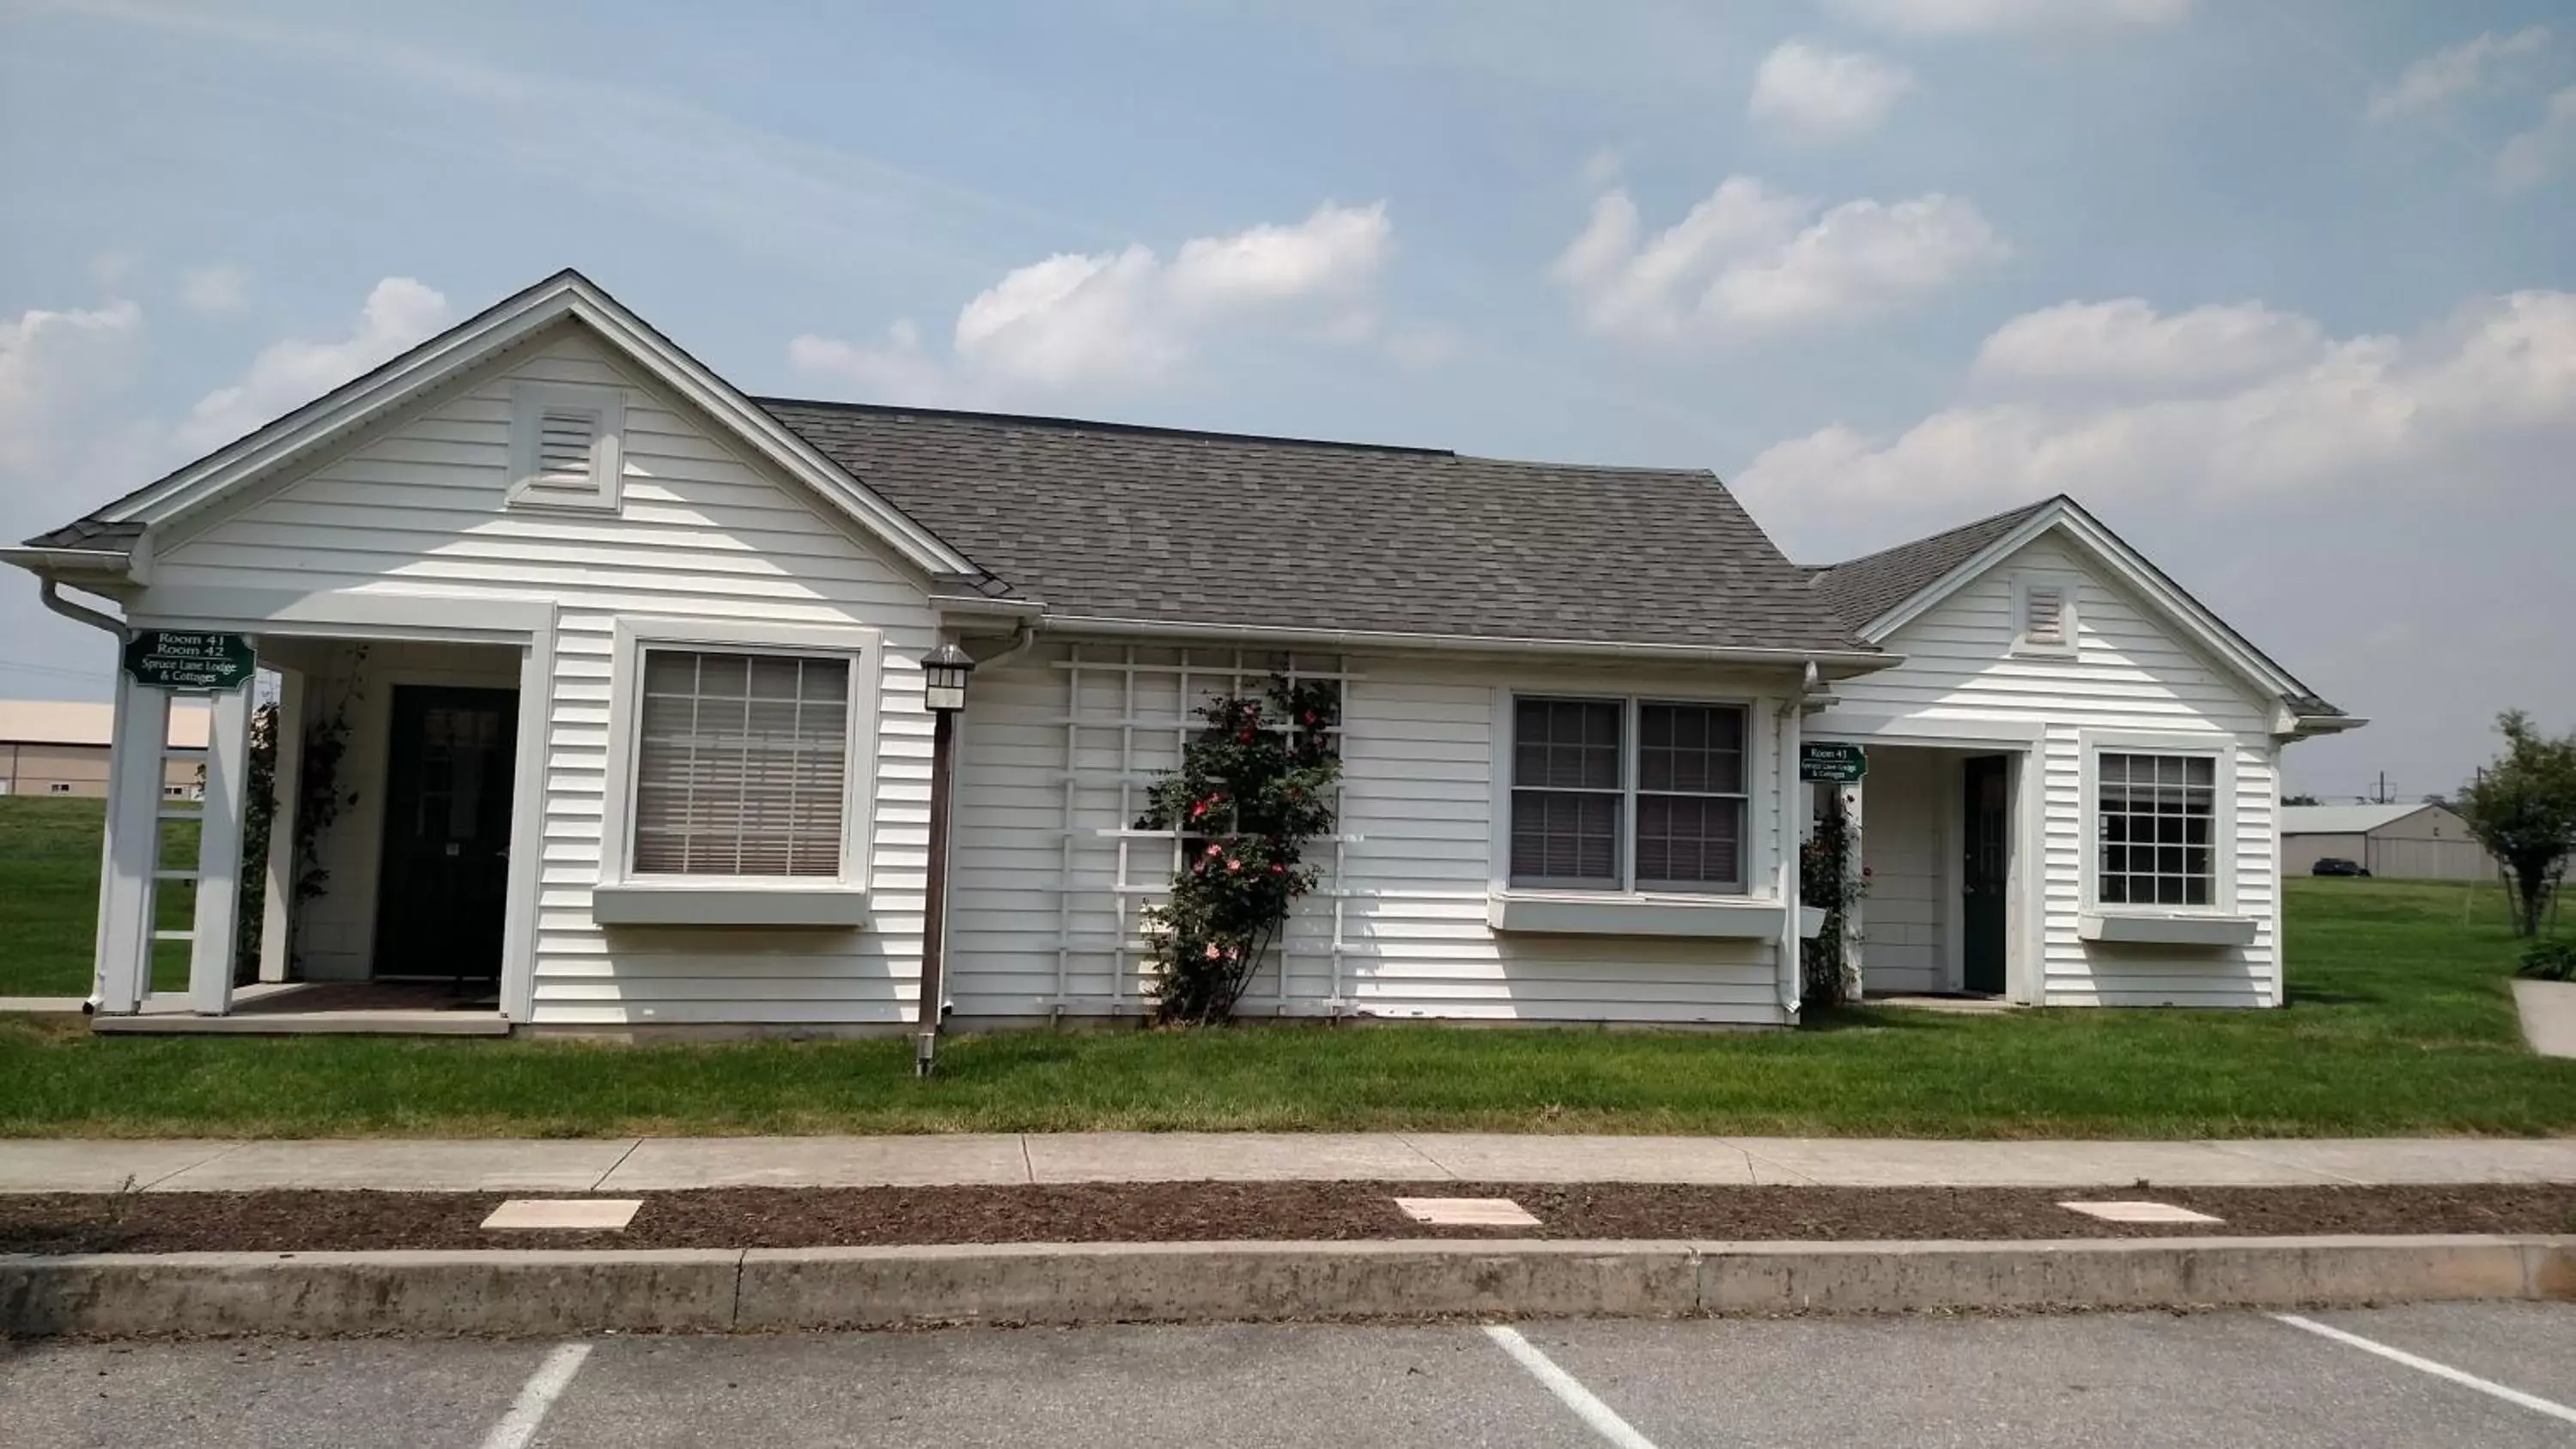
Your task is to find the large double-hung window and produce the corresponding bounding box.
[632,649,851,877]
[1510,697,1748,894]
[2095,750,2216,907]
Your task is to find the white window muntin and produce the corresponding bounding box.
[1507,694,1753,895]
[2010,572,2081,658]
[507,381,626,512]
[600,618,881,890]
[2079,731,2235,914]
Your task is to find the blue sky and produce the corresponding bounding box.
[3,0,2572,799]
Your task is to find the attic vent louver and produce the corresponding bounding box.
[535,409,596,481]
[2024,583,2069,646]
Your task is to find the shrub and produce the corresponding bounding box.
[2518,940,2576,982]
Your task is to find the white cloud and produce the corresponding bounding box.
[1580,148,1625,188]
[1556,177,2006,342]
[176,278,452,452]
[1973,298,2328,391]
[2497,85,2576,191]
[1749,41,1913,140]
[1738,291,2576,543]
[793,202,1398,398]
[0,300,143,473]
[1829,0,2188,38]
[177,264,251,315]
[2369,27,2549,123]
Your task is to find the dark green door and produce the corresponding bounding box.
[1961,755,2010,996]
[373,686,519,986]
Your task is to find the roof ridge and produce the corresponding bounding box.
[754,396,1455,458]
[1811,494,2063,575]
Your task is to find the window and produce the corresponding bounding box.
[1510,698,1747,893]
[2013,575,2078,656]
[507,382,624,512]
[2097,751,2215,906]
[48,781,74,795]
[631,649,850,877]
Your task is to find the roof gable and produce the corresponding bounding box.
[1808,495,2354,731]
[21,270,976,581]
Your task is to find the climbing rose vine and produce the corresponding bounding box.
[1133,676,1341,1025]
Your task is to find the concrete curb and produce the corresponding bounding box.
[3,1235,2569,1338]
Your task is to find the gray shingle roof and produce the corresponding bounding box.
[1807,497,2059,632]
[21,517,145,552]
[761,401,1867,653]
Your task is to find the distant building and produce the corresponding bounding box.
[2280,803,2494,881]
[0,700,210,799]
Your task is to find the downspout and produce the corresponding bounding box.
[970,618,1040,671]
[39,578,130,640]
[1777,697,1802,1022]
[37,578,130,1016]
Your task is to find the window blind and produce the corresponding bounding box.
[632,649,849,877]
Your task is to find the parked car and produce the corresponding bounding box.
[2311,858,2372,877]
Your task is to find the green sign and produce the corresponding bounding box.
[123,631,256,692]
[1801,741,1868,784]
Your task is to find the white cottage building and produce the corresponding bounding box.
[3,272,2360,1034]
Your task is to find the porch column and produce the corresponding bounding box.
[257,665,306,984]
[94,675,170,1014]
[186,681,254,1015]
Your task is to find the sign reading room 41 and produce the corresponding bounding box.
[1800,741,1868,783]
[123,631,257,692]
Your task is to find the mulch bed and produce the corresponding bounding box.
[3,1182,2572,1256]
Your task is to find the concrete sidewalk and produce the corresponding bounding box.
[8,1132,2576,1195]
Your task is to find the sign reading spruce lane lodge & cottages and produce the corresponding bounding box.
[122,631,256,692]
[1800,741,1867,784]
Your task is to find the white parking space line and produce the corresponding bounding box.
[1483,1325,1661,1449]
[2272,1313,2576,1428]
[480,1342,594,1449]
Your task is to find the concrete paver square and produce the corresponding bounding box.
[0,1139,240,1193]
[482,1197,644,1229]
[147,1137,640,1192]
[1024,1131,1446,1183]
[1393,1196,1542,1227]
[2211,1137,2576,1185]
[1401,1132,1765,1184]
[598,1134,1029,1191]
[1727,1137,2346,1187]
[2510,979,2576,1058]
[2057,1199,2225,1224]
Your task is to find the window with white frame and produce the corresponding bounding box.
[631,649,850,877]
[2096,751,2216,906]
[507,381,624,512]
[1510,697,1747,893]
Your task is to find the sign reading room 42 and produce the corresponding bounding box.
[123,631,257,692]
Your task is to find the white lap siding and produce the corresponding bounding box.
[1855,748,1948,995]
[143,329,939,1026]
[1830,537,2281,1008]
[945,642,1796,1026]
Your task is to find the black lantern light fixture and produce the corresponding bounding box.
[920,642,976,714]
[914,642,977,1076]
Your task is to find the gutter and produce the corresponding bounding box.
[36,578,129,640]
[1038,612,1899,676]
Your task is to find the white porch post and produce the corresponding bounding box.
[95,675,170,1015]
[258,665,306,984]
[1777,700,1802,1019]
[186,682,254,1015]
[1839,779,1866,1004]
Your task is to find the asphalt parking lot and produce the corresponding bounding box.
[3,1303,2571,1448]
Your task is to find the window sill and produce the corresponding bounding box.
[1488,890,1784,939]
[2078,912,2257,947]
[592,882,869,928]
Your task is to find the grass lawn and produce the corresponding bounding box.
[2,791,2570,1139]
[0,798,193,998]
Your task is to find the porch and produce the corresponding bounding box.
[88,606,548,1033]
[1806,731,2038,1005]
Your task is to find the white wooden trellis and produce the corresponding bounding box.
[1048,645,1361,1016]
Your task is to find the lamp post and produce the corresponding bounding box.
[914,643,976,1078]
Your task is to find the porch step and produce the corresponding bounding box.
[92,1011,512,1037]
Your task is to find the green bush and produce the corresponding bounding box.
[2518,939,2576,981]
